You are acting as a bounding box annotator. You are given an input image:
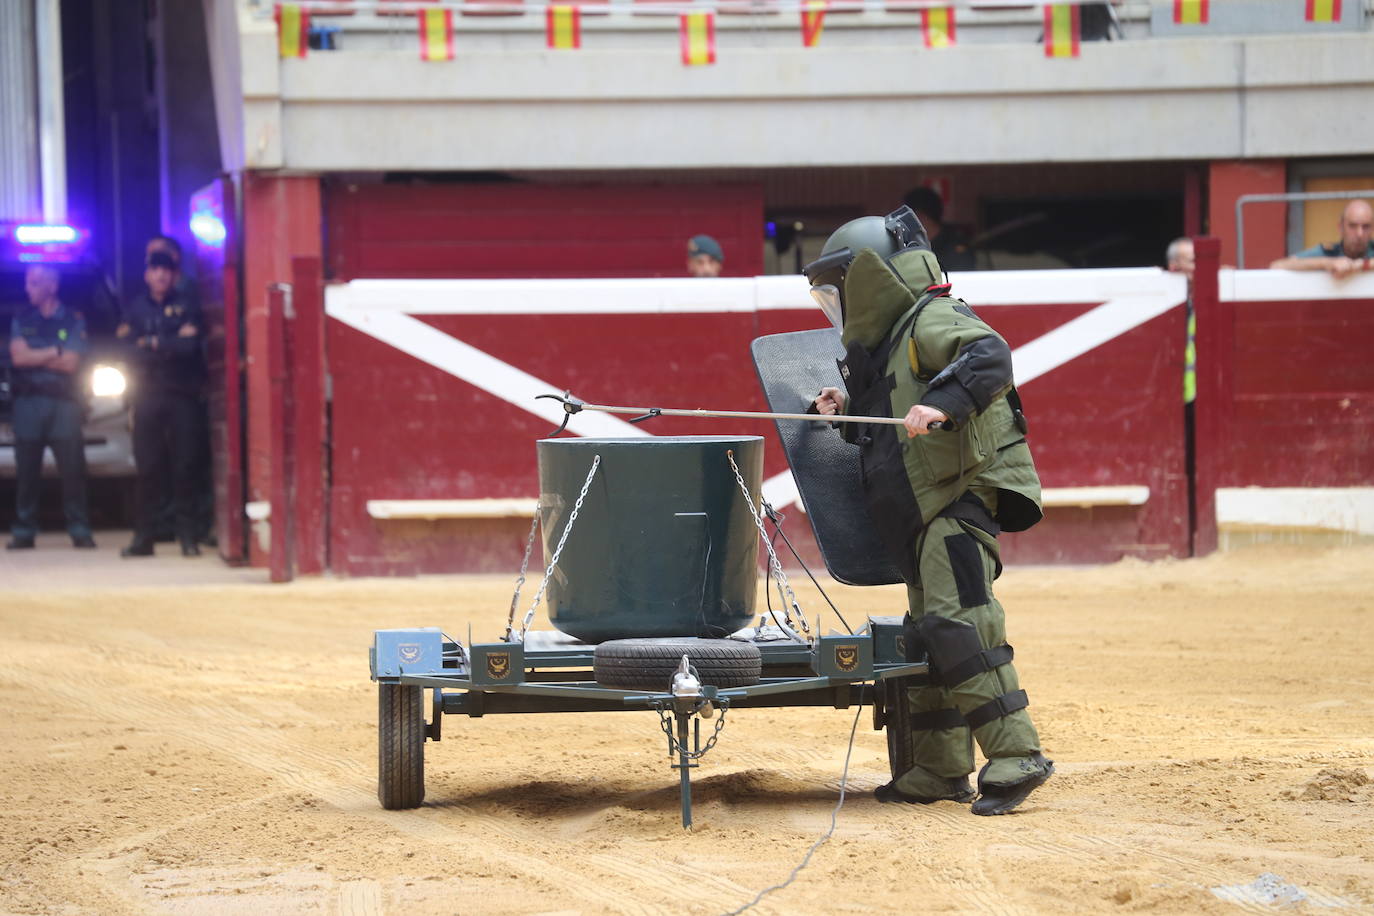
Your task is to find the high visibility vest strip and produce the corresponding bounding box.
[801,1,826,48]
[419,9,454,61]
[1043,3,1080,58]
[680,12,716,66]
[922,6,955,48]
[547,5,582,48]
[276,4,309,58]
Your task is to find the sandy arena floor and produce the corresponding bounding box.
[2,537,1372,915]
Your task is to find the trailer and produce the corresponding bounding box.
[369,330,929,827]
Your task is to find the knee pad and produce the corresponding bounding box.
[915,615,1014,688]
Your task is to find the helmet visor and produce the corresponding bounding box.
[810,284,844,330]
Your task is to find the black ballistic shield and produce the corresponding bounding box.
[750,328,904,586]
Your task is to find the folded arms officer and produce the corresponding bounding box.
[118,250,207,557]
[806,207,1053,816]
[7,265,96,550]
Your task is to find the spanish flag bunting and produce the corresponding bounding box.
[418,8,455,61]
[680,11,716,66]
[921,6,956,48]
[1172,0,1209,24]
[1043,3,1080,58]
[275,4,309,59]
[800,1,826,48]
[547,4,582,48]
[1305,0,1341,21]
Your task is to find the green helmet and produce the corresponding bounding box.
[802,205,931,329]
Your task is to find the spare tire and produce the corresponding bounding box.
[593,637,762,690]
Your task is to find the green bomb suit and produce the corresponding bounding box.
[835,246,1052,808]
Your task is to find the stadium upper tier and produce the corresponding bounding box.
[209,0,1374,171]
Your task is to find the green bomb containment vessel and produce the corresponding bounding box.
[537,436,762,643]
[369,332,941,828]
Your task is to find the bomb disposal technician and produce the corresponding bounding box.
[807,206,1053,816]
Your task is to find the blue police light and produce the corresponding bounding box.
[15,224,80,245]
[189,211,226,247]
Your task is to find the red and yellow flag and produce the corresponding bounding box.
[275,4,309,59]
[418,8,455,61]
[1305,0,1342,21]
[1173,0,1209,23]
[546,5,582,48]
[680,11,716,66]
[1043,3,1080,58]
[921,6,956,48]
[800,1,826,48]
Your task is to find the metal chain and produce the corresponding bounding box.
[655,703,729,760]
[503,508,543,642]
[517,455,601,641]
[726,450,812,641]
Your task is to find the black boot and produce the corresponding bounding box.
[180,538,201,557]
[971,753,1054,816]
[875,776,975,805]
[121,538,155,558]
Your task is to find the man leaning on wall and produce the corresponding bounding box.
[1269,199,1373,278]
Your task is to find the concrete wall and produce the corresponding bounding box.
[225,4,1374,173]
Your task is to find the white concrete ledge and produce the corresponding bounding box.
[1041,486,1150,508]
[362,489,1148,520]
[366,498,540,520]
[1216,487,1374,535]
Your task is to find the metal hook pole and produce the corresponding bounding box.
[537,391,952,431]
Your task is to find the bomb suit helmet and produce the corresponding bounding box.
[803,205,932,330]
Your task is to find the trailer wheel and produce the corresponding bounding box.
[882,676,917,780]
[378,683,425,809]
[593,638,762,690]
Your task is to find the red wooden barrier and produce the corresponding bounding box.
[1194,253,1374,553]
[289,257,328,575]
[323,269,1190,575]
[191,176,247,564]
[267,283,294,583]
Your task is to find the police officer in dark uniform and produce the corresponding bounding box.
[7,264,96,550]
[118,250,206,557]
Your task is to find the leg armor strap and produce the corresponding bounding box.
[939,644,1014,688]
[964,689,1029,731]
[909,707,966,731]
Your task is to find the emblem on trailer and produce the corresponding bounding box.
[486,651,511,680]
[834,645,859,672]
[398,644,422,664]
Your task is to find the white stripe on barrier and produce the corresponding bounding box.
[328,309,652,439]
[1220,269,1374,303]
[330,269,1188,316]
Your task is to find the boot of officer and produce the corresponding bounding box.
[805,208,1052,815]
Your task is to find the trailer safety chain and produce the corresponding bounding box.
[517,455,601,642]
[760,500,854,635]
[503,508,543,642]
[654,702,729,760]
[726,450,812,643]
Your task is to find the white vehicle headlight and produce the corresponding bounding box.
[91,365,127,398]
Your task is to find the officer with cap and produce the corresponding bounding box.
[117,249,206,558]
[687,235,724,277]
[806,206,1052,816]
[7,264,96,550]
